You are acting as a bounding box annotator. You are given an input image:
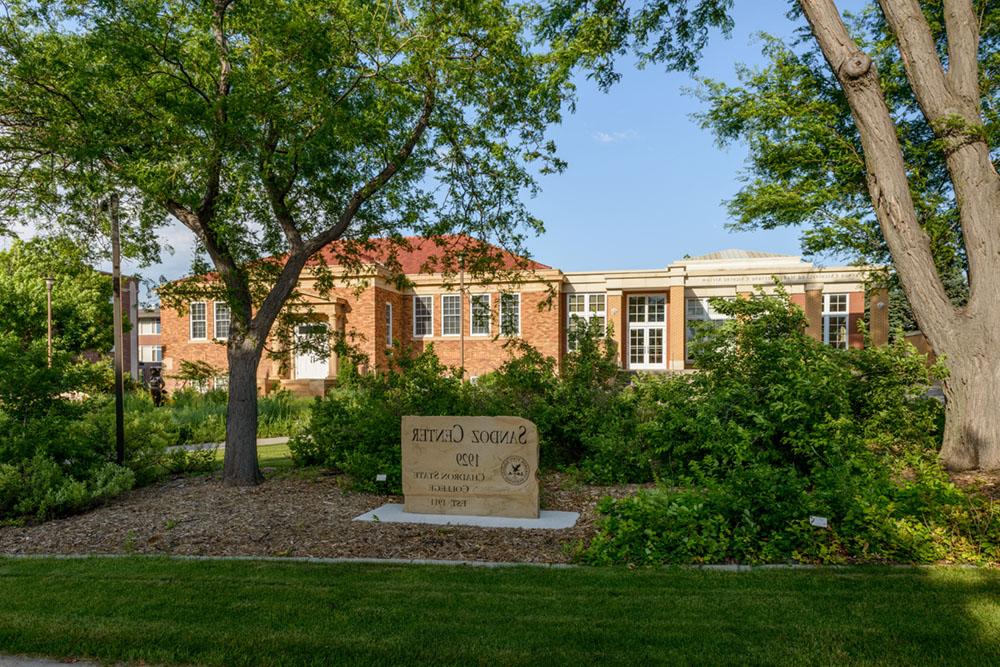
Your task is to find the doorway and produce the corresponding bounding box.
[627,295,666,370]
[293,323,329,379]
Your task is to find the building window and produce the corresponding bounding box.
[685,297,731,359]
[413,295,433,337]
[627,295,666,370]
[823,293,849,349]
[567,293,606,350]
[189,302,207,340]
[471,294,491,335]
[214,375,228,391]
[442,294,461,336]
[500,293,521,336]
[139,345,162,363]
[214,302,230,340]
[385,303,393,346]
[138,319,161,335]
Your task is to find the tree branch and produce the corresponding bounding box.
[304,86,435,256]
[799,0,955,344]
[260,122,304,250]
[877,0,1000,305]
[251,85,436,335]
[942,0,981,108]
[876,0,953,121]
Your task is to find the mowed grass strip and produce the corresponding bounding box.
[0,557,997,666]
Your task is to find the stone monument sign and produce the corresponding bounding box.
[401,415,539,518]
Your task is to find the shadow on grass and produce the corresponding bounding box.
[0,557,997,666]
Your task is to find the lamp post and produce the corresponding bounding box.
[104,193,126,465]
[45,276,54,368]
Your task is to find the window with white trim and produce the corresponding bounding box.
[500,293,520,336]
[138,319,160,335]
[385,303,393,346]
[413,295,433,337]
[471,294,491,335]
[189,302,207,340]
[823,293,849,349]
[442,294,461,336]
[214,302,230,340]
[567,293,606,351]
[139,345,162,362]
[627,295,666,369]
[685,297,731,359]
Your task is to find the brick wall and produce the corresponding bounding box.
[160,302,236,391]
[402,286,561,378]
[159,269,876,395]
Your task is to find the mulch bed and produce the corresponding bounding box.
[0,471,646,564]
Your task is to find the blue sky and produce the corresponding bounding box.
[17,0,869,301]
[525,0,867,272]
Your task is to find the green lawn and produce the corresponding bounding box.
[208,443,295,470]
[0,557,998,666]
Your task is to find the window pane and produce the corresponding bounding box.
[215,302,230,339]
[471,294,490,335]
[826,315,848,349]
[501,293,520,336]
[628,296,645,323]
[190,303,206,339]
[826,293,848,313]
[629,329,644,364]
[385,303,393,345]
[648,328,664,364]
[648,296,665,323]
[589,294,605,314]
[414,296,433,336]
[567,293,606,350]
[686,298,706,319]
[442,294,461,335]
[139,320,161,335]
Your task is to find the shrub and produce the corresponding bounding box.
[0,454,135,521]
[0,340,174,521]
[292,345,472,491]
[581,287,999,565]
[163,447,218,475]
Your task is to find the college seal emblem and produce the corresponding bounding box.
[501,455,530,486]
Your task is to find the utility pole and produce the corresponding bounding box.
[107,194,125,465]
[45,276,54,368]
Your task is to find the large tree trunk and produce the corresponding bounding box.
[222,343,264,486]
[800,0,1000,471]
[939,335,1000,471]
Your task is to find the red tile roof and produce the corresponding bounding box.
[309,235,550,274]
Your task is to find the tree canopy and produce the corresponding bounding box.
[0,236,114,355]
[693,3,999,330]
[0,0,572,484]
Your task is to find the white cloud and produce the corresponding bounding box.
[592,130,639,144]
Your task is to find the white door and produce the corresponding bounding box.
[628,295,666,370]
[294,323,329,379]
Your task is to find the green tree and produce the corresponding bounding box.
[0,0,566,485]
[0,237,114,355]
[543,0,1000,471]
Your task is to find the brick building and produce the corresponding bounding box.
[136,308,163,384]
[159,239,888,396]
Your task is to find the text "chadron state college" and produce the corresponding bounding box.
[410,424,530,445]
